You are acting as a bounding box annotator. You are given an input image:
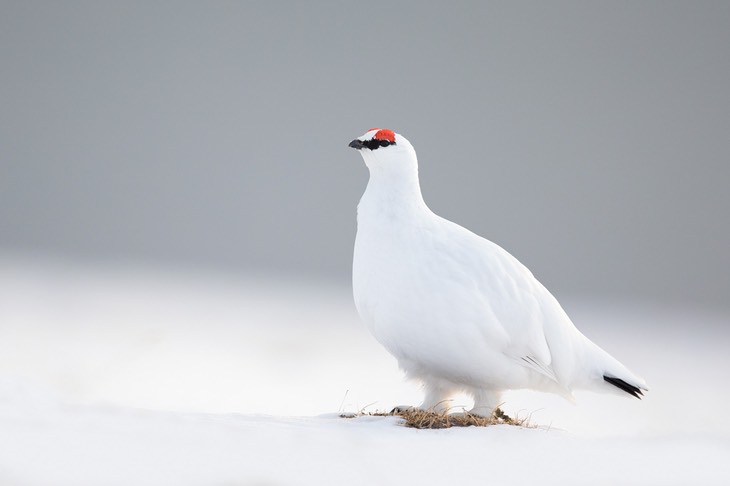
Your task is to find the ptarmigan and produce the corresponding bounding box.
[349,128,647,415]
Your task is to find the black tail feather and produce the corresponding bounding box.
[603,375,644,399]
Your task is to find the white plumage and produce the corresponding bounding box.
[349,128,647,415]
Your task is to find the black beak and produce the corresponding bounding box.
[349,139,364,150]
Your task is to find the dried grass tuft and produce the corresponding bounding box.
[341,407,532,429]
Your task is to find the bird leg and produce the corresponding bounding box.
[469,389,502,417]
[420,382,456,413]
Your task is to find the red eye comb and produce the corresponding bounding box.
[372,129,396,143]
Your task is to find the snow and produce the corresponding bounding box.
[1,255,729,485]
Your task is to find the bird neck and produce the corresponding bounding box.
[358,163,430,223]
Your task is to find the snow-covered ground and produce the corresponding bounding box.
[1,255,728,485]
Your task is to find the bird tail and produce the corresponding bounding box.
[580,335,648,399]
[603,375,645,399]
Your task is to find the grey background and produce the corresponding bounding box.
[1,1,728,309]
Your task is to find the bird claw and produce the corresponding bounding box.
[491,407,518,424]
[389,405,418,414]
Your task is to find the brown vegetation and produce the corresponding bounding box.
[342,407,531,429]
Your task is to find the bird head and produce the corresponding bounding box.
[348,128,417,175]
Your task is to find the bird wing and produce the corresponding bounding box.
[437,217,562,385]
[519,355,559,382]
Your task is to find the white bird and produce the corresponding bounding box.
[349,128,647,415]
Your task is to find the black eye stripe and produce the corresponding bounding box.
[363,139,396,150]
